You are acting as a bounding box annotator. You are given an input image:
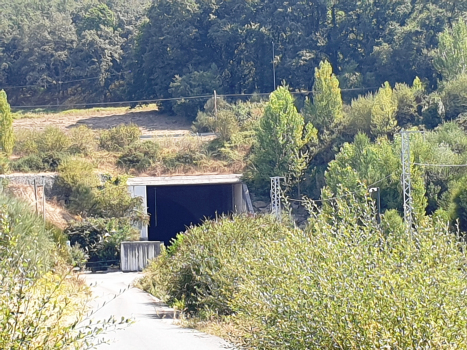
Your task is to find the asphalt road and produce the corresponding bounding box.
[83,272,233,350]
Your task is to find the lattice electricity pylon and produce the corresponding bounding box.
[401,130,413,229]
[270,177,285,220]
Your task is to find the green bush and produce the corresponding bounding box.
[13,129,38,155]
[66,218,139,270]
[0,197,122,348]
[37,126,71,153]
[69,125,97,155]
[117,141,160,171]
[140,194,467,349]
[99,123,141,151]
[11,154,45,172]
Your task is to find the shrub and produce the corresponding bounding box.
[13,129,38,155]
[11,154,46,172]
[57,158,99,192]
[66,218,139,270]
[57,159,99,215]
[37,126,71,153]
[93,175,145,219]
[69,125,97,155]
[0,197,121,348]
[99,123,141,151]
[117,141,160,171]
[140,194,467,349]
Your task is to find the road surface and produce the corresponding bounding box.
[83,272,234,350]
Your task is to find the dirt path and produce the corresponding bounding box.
[13,109,192,137]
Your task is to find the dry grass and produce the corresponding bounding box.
[12,104,159,120]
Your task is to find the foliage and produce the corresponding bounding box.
[99,124,141,152]
[69,125,97,156]
[345,93,374,136]
[117,141,160,171]
[37,126,71,153]
[168,64,222,120]
[304,60,344,135]
[0,90,14,156]
[246,86,318,192]
[11,154,47,172]
[66,217,139,270]
[138,215,287,314]
[393,78,423,127]
[140,195,467,349]
[433,20,467,81]
[92,175,145,219]
[440,73,467,120]
[370,82,398,136]
[0,196,127,348]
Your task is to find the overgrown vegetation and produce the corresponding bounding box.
[139,193,467,349]
[0,188,121,349]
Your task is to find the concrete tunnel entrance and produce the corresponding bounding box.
[128,175,254,245]
[147,184,233,245]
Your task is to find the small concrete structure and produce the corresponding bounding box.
[128,174,253,245]
[120,241,162,272]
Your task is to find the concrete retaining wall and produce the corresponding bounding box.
[0,173,58,197]
[120,241,162,272]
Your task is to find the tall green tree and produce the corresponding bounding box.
[371,82,398,137]
[304,61,343,136]
[0,90,13,156]
[433,20,467,81]
[246,86,317,192]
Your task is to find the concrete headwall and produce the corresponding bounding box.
[0,173,58,197]
[121,241,162,272]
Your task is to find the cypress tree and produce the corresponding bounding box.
[304,60,343,135]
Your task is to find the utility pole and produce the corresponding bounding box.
[270,177,285,220]
[401,130,413,229]
[272,41,276,90]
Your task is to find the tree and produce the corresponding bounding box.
[371,82,398,137]
[304,61,344,136]
[0,90,13,156]
[246,86,317,192]
[433,20,467,81]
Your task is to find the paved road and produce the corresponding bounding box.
[83,272,233,350]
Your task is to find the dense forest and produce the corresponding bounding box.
[1,0,466,108]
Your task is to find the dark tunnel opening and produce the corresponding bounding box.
[146,184,233,245]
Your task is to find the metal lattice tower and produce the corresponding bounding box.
[401,131,413,228]
[270,177,285,220]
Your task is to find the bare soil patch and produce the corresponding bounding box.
[13,109,192,137]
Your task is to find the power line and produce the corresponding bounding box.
[10,94,214,109]
[10,86,382,109]
[0,71,130,89]
[287,173,396,204]
[414,162,467,168]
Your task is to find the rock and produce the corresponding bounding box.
[253,201,268,208]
